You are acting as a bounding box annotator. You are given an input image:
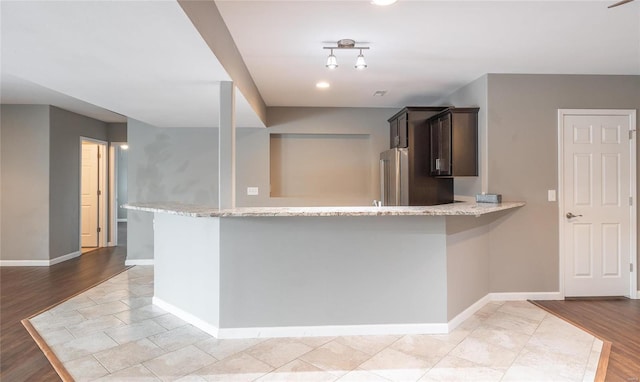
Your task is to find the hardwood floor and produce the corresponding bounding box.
[533,299,640,382]
[0,224,128,382]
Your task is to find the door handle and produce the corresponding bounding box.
[566,212,583,219]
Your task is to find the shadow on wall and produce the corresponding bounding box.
[136,133,172,201]
[131,126,219,206]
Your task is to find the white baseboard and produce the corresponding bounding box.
[153,297,219,337]
[153,298,448,339]
[151,291,566,339]
[489,292,563,301]
[0,259,51,266]
[50,251,81,266]
[447,294,491,332]
[147,290,573,339]
[446,292,563,332]
[218,322,449,339]
[1,251,81,267]
[125,259,154,266]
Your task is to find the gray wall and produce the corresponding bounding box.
[437,75,488,197]
[107,122,127,143]
[486,74,640,292]
[445,215,492,319]
[117,147,128,220]
[127,118,219,261]
[1,105,125,262]
[219,216,448,327]
[49,106,108,260]
[154,213,220,328]
[128,107,394,260]
[237,107,394,207]
[270,133,372,201]
[0,105,50,261]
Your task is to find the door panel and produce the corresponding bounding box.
[601,223,620,277]
[563,113,630,296]
[601,154,619,206]
[81,143,99,248]
[573,154,592,205]
[573,223,592,277]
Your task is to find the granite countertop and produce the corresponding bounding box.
[124,201,525,217]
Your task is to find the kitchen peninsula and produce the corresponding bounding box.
[126,201,524,339]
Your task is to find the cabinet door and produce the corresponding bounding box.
[430,118,440,175]
[390,118,399,148]
[398,113,408,148]
[439,113,452,175]
[430,114,452,176]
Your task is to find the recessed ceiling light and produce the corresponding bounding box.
[371,0,397,5]
[316,81,330,89]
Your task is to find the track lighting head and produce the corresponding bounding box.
[355,49,367,70]
[325,49,338,69]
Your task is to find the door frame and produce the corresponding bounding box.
[79,137,108,250]
[558,109,637,299]
[108,142,127,247]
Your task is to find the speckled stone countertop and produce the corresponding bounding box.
[124,201,525,217]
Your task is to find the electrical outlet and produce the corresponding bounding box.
[247,187,259,196]
[548,190,556,202]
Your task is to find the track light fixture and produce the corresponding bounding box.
[323,39,369,70]
[355,49,367,70]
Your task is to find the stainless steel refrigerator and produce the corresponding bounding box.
[379,146,453,206]
[379,148,409,206]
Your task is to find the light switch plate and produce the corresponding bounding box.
[247,187,259,196]
[548,189,556,202]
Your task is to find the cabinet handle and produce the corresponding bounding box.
[435,158,441,171]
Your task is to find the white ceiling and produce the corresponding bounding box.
[217,0,640,107]
[1,1,638,128]
[1,0,264,128]
[1,72,126,123]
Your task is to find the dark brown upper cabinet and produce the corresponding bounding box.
[388,107,447,149]
[388,111,407,148]
[429,108,479,177]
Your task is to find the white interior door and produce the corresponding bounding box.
[561,110,635,297]
[81,142,99,248]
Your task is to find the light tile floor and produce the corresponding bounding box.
[29,266,602,382]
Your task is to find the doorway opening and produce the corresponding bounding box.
[80,138,108,254]
[109,142,128,248]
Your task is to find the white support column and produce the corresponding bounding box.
[219,81,236,209]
